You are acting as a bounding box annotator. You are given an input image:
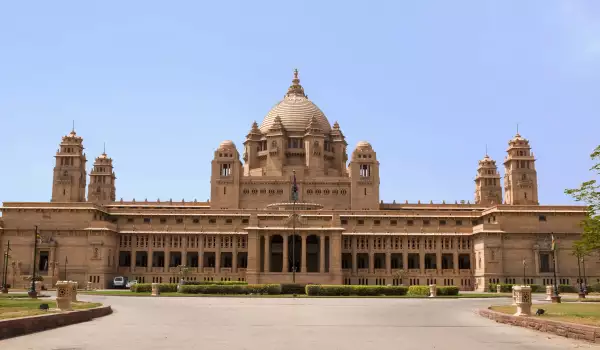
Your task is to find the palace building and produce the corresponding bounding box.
[0,70,595,291]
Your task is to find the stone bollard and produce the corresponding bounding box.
[86,281,93,291]
[70,281,78,302]
[151,283,160,297]
[55,281,73,311]
[496,285,502,293]
[513,285,532,316]
[545,285,554,301]
[429,284,437,298]
[512,286,517,305]
[34,281,42,293]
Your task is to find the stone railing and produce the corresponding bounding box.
[220,268,232,274]
[374,269,387,275]
[237,268,247,274]
[203,267,215,274]
[357,268,369,274]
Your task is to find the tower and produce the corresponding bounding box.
[87,147,116,204]
[474,153,502,205]
[329,121,348,177]
[348,141,380,210]
[210,140,242,209]
[503,133,539,205]
[243,121,263,176]
[51,129,87,202]
[304,115,325,177]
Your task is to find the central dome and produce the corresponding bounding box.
[259,70,331,133]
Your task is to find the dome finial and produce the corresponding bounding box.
[286,68,306,97]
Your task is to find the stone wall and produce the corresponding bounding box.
[478,308,600,343]
[0,305,112,340]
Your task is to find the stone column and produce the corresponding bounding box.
[301,233,307,273]
[55,281,72,311]
[164,235,171,273]
[320,233,326,273]
[453,251,459,273]
[232,236,238,274]
[368,236,374,274]
[182,236,188,268]
[436,237,442,274]
[513,285,532,316]
[148,235,154,272]
[216,235,221,273]
[282,234,289,273]
[385,251,391,275]
[199,235,205,270]
[131,234,137,272]
[351,236,357,275]
[264,234,270,273]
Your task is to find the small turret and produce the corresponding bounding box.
[51,126,87,202]
[87,145,116,204]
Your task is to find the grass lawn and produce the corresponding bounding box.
[490,302,600,326]
[80,290,509,298]
[0,298,102,320]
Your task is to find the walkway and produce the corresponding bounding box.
[2,295,598,349]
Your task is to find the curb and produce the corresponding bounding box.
[0,305,113,340]
[478,308,600,343]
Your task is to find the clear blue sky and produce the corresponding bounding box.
[1,1,598,204]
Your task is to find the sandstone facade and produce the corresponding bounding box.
[0,71,594,291]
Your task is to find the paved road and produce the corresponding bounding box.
[2,295,599,349]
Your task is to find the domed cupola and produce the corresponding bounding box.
[259,69,331,134]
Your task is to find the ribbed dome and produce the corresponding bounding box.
[259,70,331,133]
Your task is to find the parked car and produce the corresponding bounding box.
[126,280,138,289]
[112,276,128,289]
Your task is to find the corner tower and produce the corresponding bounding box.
[503,133,539,205]
[87,148,116,204]
[51,129,87,202]
[210,140,242,209]
[474,154,502,205]
[349,141,380,210]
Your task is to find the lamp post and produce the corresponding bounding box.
[551,233,561,303]
[1,241,10,293]
[582,255,588,295]
[522,258,526,285]
[577,255,585,299]
[28,226,40,298]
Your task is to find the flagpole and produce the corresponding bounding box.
[2,240,10,293]
[292,170,297,284]
[29,226,39,298]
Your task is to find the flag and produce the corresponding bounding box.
[551,234,556,251]
[291,171,298,201]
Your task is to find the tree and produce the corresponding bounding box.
[565,145,600,251]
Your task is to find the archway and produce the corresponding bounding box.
[269,235,284,272]
[306,235,319,272]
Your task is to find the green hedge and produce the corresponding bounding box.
[184,281,248,286]
[558,284,578,293]
[305,285,408,296]
[281,283,307,295]
[488,284,544,293]
[407,286,430,296]
[437,286,459,296]
[179,284,282,295]
[131,283,178,293]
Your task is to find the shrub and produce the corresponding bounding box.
[407,285,430,296]
[436,286,459,296]
[588,283,600,293]
[130,283,177,293]
[304,285,408,296]
[179,283,281,295]
[184,281,248,286]
[558,284,578,293]
[281,283,307,295]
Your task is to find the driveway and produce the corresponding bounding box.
[2,295,598,349]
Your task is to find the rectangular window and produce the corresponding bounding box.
[390,220,397,226]
[176,218,183,224]
[423,220,430,226]
[456,220,462,226]
[127,218,134,223]
[209,218,216,224]
[143,218,151,224]
[539,215,547,222]
[374,220,380,226]
[407,220,414,226]
[357,219,364,225]
[539,252,554,273]
[439,220,446,226]
[341,219,348,225]
[160,218,167,224]
[241,218,249,224]
[192,218,200,224]
[220,163,232,176]
[225,218,233,224]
